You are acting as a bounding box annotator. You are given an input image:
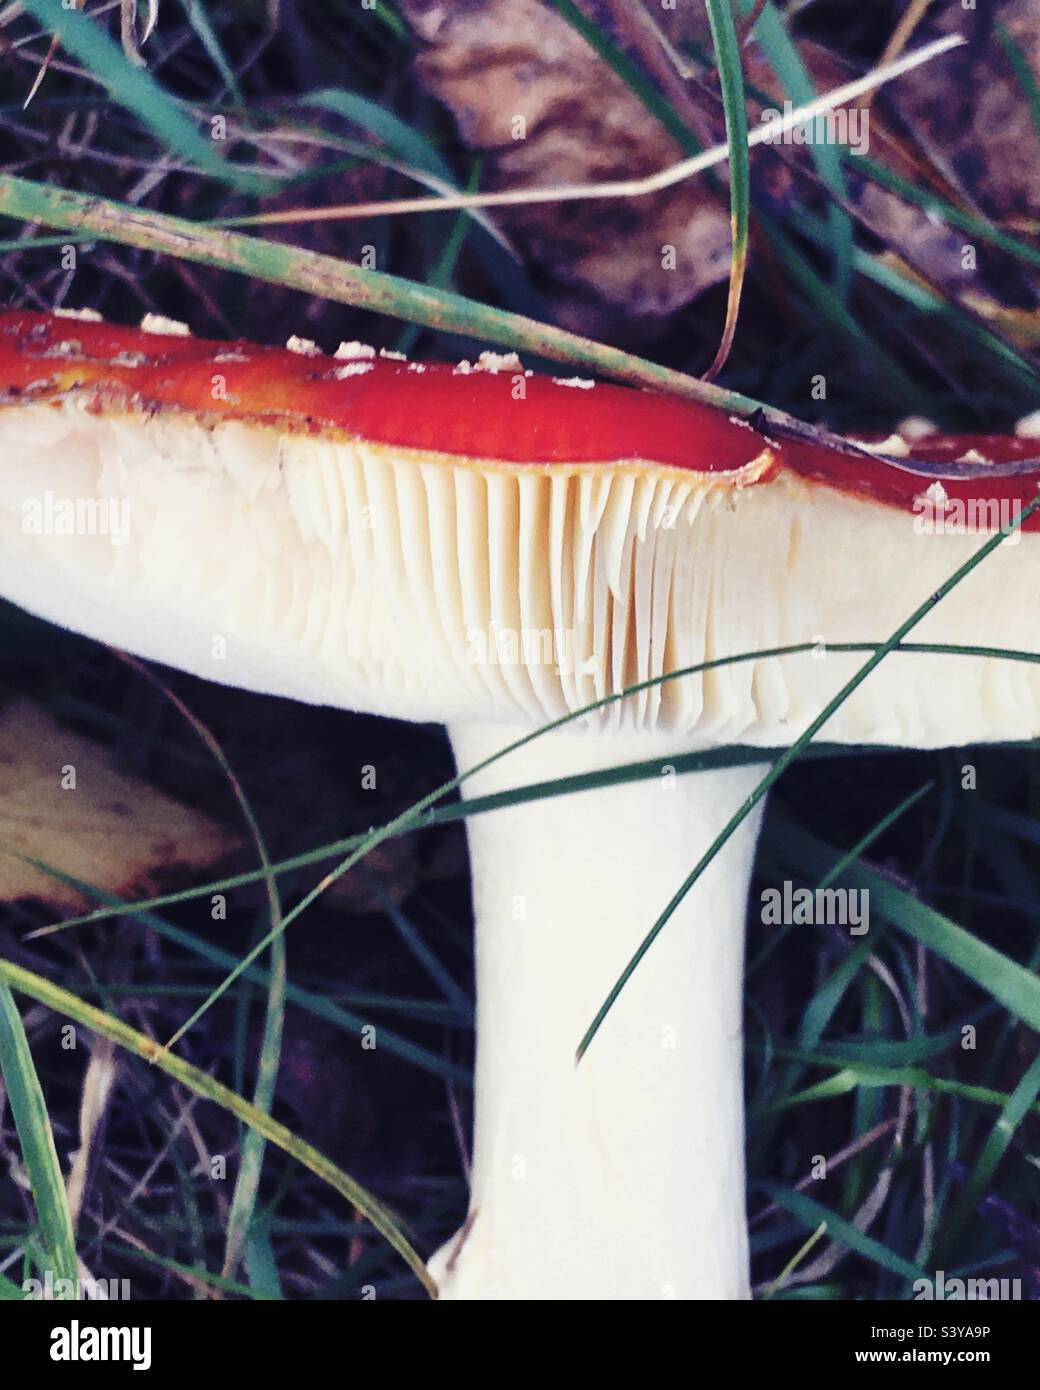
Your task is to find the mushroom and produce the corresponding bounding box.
[1,308,1038,1300]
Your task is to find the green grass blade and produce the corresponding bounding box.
[22,872,470,1084]
[776,816,1040,1035]
[786,782,932,1048]
[303,90,457,184]
[935,1051,1040,1261]
[0,981,77,1292]
[760,1057,1037,1117]
[78,654,288,1285]
[365,0,409,42]
[743,0,853,297]
[996,22,1040,147]
[25,641,1040,934]
[178,0,244,106]
[749,779,930,979]
[820,233,1039,396]
[0,171,761,416]
[111,1238,280,1298]
[17,0,267,193]
[797,938,878,1053]
[763,1220,829,1298]
[763,221,926,410]
[760,1184,926,1282]
[366,876,471,1012]
[852,155,1040,273]
[788,1019,978,1068]
[223,919,285,1281]
[245,1222,284,1299]
[0,959,436,1296]
[704,0,751,379]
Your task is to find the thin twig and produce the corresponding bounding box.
[229,36,964,228]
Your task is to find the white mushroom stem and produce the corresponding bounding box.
[430,722,767,1300]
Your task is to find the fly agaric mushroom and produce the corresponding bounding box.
[1,308,1039,1300]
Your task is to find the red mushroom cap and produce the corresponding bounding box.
[0,311,766,473]
[3,309,1038,530]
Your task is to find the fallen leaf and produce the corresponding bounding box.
[0,698,238,909]
[402,0,1040,343]
[401,0,734,335]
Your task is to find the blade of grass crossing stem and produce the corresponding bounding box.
[16,0,267,193]
[935,1051,1040,1261]
[0,959,436,1296]
[576,494,1040,1061]
[0,982,77,1291]
[27,670,1040,937]
[26,738,895,935]
[704,0,751,380]
[156,636,1040,1056]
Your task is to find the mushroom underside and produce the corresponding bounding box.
[1,398,1036,746]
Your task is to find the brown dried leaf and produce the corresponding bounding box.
[401,0,733,333]
[402,0,1040,334]
[0,698,237,908]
